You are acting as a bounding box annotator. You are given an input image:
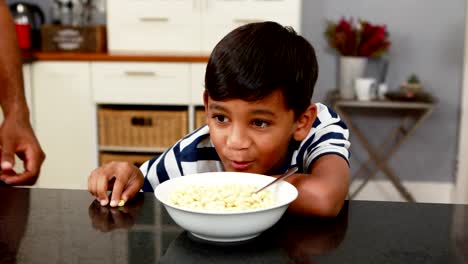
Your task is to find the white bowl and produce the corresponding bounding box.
[154,171,298,242]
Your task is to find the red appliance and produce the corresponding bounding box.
[9,2,45,50]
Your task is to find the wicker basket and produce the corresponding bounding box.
[195,109,206,129]
[99,153,156,167]
[98,108,188,148]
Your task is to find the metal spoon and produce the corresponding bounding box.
[254,166,299,194]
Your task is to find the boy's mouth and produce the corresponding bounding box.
[230,160,253,170]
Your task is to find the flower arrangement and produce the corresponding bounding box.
[324,17,391,57]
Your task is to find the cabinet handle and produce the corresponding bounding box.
[131,116,153,127]
[233,18,264,24]
[139,17,169,23]
[124,71,157,77]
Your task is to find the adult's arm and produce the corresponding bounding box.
[0,1,28,116]
[0,1,45,185]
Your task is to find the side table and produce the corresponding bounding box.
[333,100,435,202]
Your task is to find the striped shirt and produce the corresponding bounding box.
[140,103,350,192]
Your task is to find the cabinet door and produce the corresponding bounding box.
[107,0,201,53]
[32,62,97,189]
[201,0,301,53]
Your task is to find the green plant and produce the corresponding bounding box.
[407,74,420,84]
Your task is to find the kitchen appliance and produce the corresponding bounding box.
[9,2,45,50]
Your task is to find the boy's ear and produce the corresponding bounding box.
[293,104,317,141]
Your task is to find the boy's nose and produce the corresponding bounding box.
[226,125,250,150]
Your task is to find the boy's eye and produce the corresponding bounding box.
[252,119,269,128]
[213,114,229,123]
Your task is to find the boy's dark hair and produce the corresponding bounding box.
[205,21,318,118]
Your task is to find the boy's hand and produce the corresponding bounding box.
[88,162,144,207]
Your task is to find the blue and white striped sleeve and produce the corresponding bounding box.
[138,126,211,192]
[296,103,351,172]
[139,141,184,192]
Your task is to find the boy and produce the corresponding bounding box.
[88,21,350,217]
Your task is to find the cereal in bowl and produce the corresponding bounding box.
[169,184,274,211]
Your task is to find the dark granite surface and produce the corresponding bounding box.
[1,186,467,263]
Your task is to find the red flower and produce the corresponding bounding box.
[325,17,391,57]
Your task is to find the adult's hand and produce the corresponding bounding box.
[0,114,45,185]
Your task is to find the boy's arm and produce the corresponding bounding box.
[285,154,350,217]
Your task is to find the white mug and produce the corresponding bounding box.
[354,78,377,101]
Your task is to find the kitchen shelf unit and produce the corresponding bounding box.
[92,61,208,165]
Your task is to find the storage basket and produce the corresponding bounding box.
[195,109,206,129]
[98,108,188,148]
[99,153,156,167]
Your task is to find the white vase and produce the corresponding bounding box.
[339,56,368,99]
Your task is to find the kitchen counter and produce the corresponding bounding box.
[27,51,209,62]
[1,186,467,263]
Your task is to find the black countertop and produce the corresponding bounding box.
[1,186,467,263]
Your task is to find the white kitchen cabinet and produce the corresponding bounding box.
[200,0,302,52]
[107,0,301,54]
[27,59,207,189]
[107,0,201,53]
[92,61,195,155]
[32,62,97,189]
[91,62,191,105]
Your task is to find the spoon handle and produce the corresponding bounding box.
[254,166,299,194]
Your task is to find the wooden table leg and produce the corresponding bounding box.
[335,106,433,202]
[349,126,402,198]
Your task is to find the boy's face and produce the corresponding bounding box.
[204,90,315,175]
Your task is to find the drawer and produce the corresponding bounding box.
[201,13,301,52]
[92,62,191,105]
[108,24,201,53]
[98,107,188,149]
[107,0,201,53]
